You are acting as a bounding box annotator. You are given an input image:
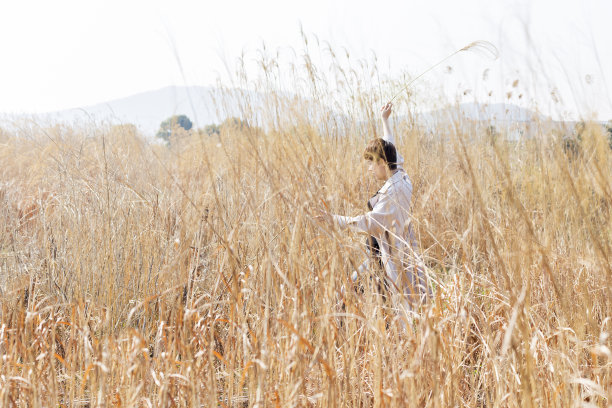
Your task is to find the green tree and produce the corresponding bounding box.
[156,115,193,143]
[562,121,584,158]
[486,124,498,144]
[203,123,220,136]
[219,117,249,133]
[606,120,612,149]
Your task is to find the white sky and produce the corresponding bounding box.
[1,0,611,120]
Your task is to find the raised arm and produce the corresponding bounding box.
[381,102,395,144]
[380,103,404,168]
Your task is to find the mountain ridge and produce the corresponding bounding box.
[1,86,552,138]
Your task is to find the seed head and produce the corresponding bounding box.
[460,40,499,60]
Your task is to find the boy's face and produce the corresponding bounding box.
[368,158,389,181]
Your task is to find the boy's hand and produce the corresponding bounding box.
[380,102,393,121]
[314,209,333,225]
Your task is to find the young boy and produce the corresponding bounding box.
[320,103,430,306]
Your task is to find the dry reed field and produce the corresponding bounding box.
[0,43,611,407]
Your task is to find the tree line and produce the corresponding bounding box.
[155,115,249,144]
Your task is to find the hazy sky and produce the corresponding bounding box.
[1,0,610,120]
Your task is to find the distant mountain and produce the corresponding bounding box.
[60,85,230,136]
[418,103,543,126]
[1,86,256,138]
[1,88,548,140]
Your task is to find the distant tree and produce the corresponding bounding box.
[573,121,586,140]
[606,120,612,149]
[156,115,193,143]
[203,123,220,136]
[486,124,498,144]
[562,137,580,158]
[197,118,257,138]
[219,117,249,133]
[562,121,584,158]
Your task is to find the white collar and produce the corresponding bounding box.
[378,170,406,194]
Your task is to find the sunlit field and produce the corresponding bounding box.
[1,42,611,407]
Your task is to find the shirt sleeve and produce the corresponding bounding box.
[382,121,404,168]
[382,121,395,145]
[333,191,399,237]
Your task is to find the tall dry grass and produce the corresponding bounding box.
[0,40,610,407]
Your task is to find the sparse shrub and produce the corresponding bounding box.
[219,116,249,133]
[202,123,220,136]
[156,114,193,143]
[562,135,581,157]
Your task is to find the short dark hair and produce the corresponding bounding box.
[363,138,397,170]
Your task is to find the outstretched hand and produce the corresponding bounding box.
[314,208,333,225]
[380,102,393,121]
